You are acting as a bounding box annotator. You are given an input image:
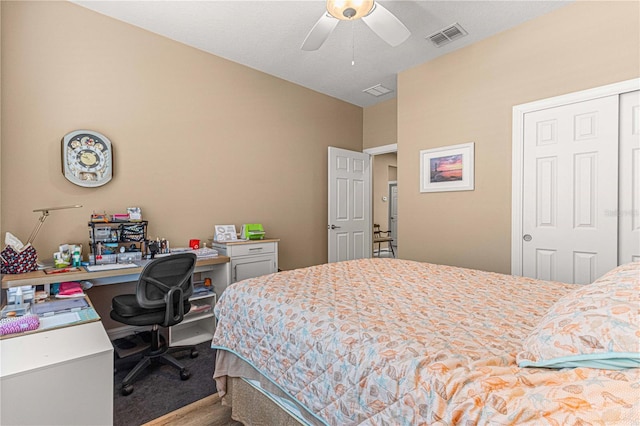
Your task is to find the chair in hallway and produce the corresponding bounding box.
[373,224,395,258]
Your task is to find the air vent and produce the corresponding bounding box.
[426,23,468,47]
[363,84,393,97]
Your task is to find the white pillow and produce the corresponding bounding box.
[517,262,640,370]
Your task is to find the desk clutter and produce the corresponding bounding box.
[3,209,266,276]
[1,289,99,337]
[1,208,231,337]
[88,210,218,266]
[214,223,266,241]
[1,279,97,336]
[89,218,148,265]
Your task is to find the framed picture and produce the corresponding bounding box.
[420,142,474,193]
[214,225,238,242]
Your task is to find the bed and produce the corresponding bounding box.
[211,258,640,425]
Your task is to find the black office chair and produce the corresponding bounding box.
[111,253,198,396]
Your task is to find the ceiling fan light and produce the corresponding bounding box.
[327,0,375,21]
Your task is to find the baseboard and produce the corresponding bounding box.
[142,393,223,426]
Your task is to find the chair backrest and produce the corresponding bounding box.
[136,253,197,327]
[373,224,382,237]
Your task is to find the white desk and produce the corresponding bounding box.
[0,256,231,425]
[0,321,113,425]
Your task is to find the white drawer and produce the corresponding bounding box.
[230,242,275,257]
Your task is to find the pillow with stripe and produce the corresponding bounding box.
[517,262,640,370]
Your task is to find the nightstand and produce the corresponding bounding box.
[212,239,279,283]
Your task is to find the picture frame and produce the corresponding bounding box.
[420,142,474,193]
[214,224,238,242]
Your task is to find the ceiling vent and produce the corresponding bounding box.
[426,23,467,47]
[363,84,393,97]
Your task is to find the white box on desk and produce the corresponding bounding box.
[89,254,117,265]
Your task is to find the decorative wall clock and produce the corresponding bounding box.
[62,130,113,187]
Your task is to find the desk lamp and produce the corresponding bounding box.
[26,205,83,244]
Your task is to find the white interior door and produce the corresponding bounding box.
[522,95,619,284]
[619,90,640,263]
[328,147,371,263]
[389,182,398,248]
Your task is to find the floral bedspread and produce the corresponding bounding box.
[212,258,640,425]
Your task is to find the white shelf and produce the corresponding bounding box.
[182,311,214,325]
[170,320,215,346]
[169,268,220,347]
[191,291,215,301]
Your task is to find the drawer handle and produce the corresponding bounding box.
[249,248,263,251]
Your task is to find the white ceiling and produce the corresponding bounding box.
[73,0,571,108]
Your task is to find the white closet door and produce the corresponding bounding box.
[619,90,640,263]
[522,95,619,284]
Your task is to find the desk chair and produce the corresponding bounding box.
[111,253,197,396]
[373,224,395,258]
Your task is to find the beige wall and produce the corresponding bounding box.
[0,1,363,271]
[372,153,397,232]
[4,1,638,277]
[363,98,397,149]
[398,1,640,273]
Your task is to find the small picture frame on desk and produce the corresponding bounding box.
[214,225,238,242]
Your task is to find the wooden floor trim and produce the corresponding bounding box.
[142,393,230,426]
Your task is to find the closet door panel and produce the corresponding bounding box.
[619,90,640,263]
[522,95,619,284]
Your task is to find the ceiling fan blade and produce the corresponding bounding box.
[301,13,339,51]
[362,3,410,47]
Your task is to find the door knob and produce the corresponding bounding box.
[328,224,341,230]
[523,234,532,242]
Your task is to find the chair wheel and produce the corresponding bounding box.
[121,384,134,396]
[180,370,191,380]
[190,349,199,358]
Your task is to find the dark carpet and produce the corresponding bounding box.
[113,340,218,426]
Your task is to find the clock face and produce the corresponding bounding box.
[62,130,113,187]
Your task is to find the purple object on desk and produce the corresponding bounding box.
[0,314,40,335]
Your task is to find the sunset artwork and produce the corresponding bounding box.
[430,154,463,182]
[420,142,474,192]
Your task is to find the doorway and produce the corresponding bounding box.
[388,181,398,251]
[364,144,398,258]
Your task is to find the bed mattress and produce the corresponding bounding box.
[212,258,639,425]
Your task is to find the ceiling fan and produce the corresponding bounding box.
[301,0,411,51]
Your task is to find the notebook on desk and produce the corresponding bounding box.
[37,307,100,330]
[84,263,139,272]
[30,298,89,316]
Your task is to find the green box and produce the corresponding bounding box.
[242,224,265,240]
